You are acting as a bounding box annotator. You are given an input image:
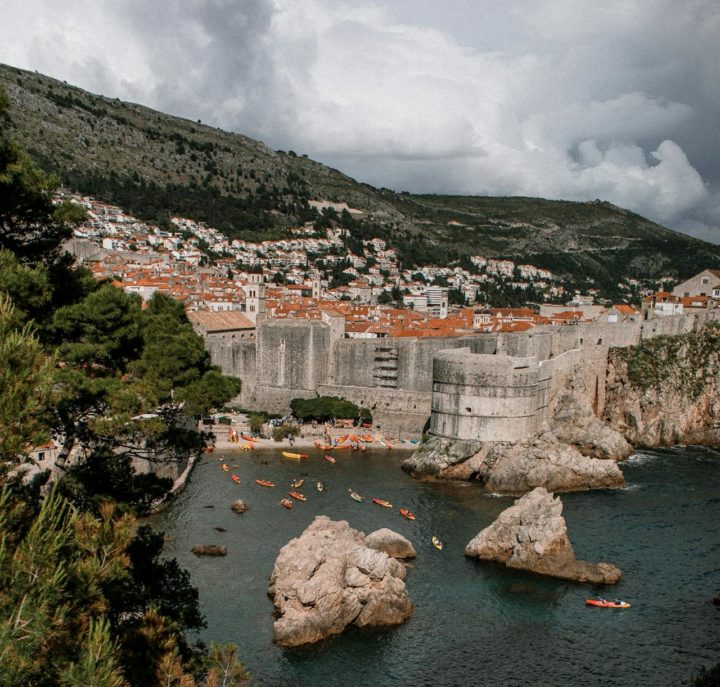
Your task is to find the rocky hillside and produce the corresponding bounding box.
[2,62,720,294]
[604,323,720,446]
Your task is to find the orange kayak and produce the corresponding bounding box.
[289,491,307,501]
[240,434,255,442]
[256,479,275,487]
[372,498,392,508]
[231,474,241,484]
[399,508,415,521]
[586,599,631,609]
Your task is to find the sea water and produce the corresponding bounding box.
[151,446,720,686]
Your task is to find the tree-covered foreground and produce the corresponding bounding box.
[0,86,249,686]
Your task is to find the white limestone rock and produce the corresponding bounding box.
[268,516,413,647]
[404,432,624,493]
[480,433,625,493]
[365,528,416,559]
[465,487,621,584]
[552,390,633,461]
[402,437,483,477]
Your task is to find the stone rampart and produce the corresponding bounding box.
[201,309,720,440]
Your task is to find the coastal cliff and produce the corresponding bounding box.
[604,323,720,447]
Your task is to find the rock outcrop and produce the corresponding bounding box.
[403,434,624,493]
[364,528,416,559]
[268,516,413,647]
[552,390,633,461]
[604,326,720,447]
[465,487,621,584]
[191,544,227,556]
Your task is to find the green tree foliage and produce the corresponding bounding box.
[39,289,238,483]
[0,85,251,687]
[448,288,466,305]
[0,490,135,687]
[248,414,264,435]
[290,396,371,423]
[0,248,51,323]
[0,294,55,466]
[0,488,249,687]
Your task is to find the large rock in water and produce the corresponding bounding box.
[465,487,621,584]
[403,434,624,493]
[268,516,413,647]
[191,544,227,556]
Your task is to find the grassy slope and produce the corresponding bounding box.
[2,62,719,290]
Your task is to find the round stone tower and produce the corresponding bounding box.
[430,349,540,442]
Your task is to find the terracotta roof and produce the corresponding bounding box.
[187,311,255,331]
[613,304,638,315]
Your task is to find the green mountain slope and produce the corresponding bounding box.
[2,62,719,295]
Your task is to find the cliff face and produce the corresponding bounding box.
[604,323,720,447]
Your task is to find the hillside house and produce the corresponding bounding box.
[672,269,720,298]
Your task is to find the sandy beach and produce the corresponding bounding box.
[203,414,418,451]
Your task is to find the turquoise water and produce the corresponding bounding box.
[151,446,720,686]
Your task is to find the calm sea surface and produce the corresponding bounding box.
[150,446,720,686]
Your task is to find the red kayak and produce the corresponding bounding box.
[289,491,307,501]
[231,474,241,484]
[399,508,415,521]
[372,498,392,509]
[280,498,293,509]
[255,479,275,488]
[586,599,631,609]
[324,454,336,463]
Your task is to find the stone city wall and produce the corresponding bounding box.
[202,309,720,440]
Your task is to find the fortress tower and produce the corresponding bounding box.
[430,349,541,442]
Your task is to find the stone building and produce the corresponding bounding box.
[672,269,720,298]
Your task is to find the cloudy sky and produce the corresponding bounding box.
[1,0,719,241]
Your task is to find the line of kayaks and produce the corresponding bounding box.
[216,451,443,548]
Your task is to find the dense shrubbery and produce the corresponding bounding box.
[290,396,371,423]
